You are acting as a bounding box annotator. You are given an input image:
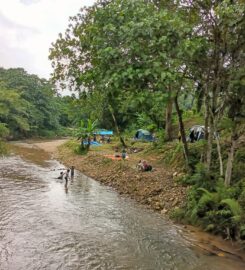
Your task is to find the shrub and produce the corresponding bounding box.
[0,140,8,155]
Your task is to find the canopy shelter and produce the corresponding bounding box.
[94,130,113,135]
[134,129,154,141]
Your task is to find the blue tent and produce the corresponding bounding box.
[134,129,154,141]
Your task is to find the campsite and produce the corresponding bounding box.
[0,0,244,269]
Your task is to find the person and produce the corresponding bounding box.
[121,148,127,160]
[63,169,70,188]
[137,160,144,171]
[142,160,152,171]
[114,147,121,157]
[57,171,64,180]
[137,160,152,171]
[100,135,105,144]
[107,136,111,143]
[70,166,75,179]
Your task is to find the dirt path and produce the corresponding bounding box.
[32,139,68,153]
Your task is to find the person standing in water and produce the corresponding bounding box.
[70,166,75,180]
[64,169,70,188]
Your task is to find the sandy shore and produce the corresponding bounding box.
[30,139,68,153]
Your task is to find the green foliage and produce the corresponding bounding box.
[62,140,86,155]
[221,199,242,219]
[0,67,64,139]
[48,0,245,242]
[135,113,157,132]
[0,123,9,138]
[163,142,183,165]
[169,207,186,223]
[74,119,98,151]
[179,164,245,240]
[0,141,8,155]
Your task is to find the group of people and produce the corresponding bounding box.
[113,146,152,170]
[99,135,111,144]
[57,166,75,188]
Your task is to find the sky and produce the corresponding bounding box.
[0,0,95,79]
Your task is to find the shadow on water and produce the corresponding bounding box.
[0,143,244,270]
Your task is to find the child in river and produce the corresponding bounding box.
[70,166,75,180]
[57,171,64,180]
[63,169,70,188]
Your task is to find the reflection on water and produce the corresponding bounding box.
[0,152,244,270]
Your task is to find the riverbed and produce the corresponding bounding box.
[0,143,244,270]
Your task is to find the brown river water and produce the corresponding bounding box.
[0,144,245,270]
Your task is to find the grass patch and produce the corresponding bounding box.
[0,140,8,156]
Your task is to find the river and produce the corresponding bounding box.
[0,144,244,270]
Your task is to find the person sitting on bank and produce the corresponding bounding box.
[121,148,127,159]
[137,160,152,171]
[114,147,121,157]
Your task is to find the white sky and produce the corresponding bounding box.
[0,0,95,79]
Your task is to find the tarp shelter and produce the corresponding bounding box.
[134,129,154,141]
[94,130,113,135]
[83,141,102,146]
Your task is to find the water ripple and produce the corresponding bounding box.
[0,155,244,270]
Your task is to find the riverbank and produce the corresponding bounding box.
[56,140,187,214]
[14,139,245,263]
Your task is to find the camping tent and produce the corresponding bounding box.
[188,125,205,142]
[187,125,219,142]
[134,129,154,141]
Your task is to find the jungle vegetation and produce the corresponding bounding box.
[49,0,245,242]
[1,0,244,242]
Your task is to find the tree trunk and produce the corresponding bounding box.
[165,95,173,141]
[109,105,127,147]
[204,92,210,141]
[174,95,190,170]
[206,112,214,172]
[215,129,223,177]
[225,131,237,186]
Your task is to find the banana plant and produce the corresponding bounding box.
[74,119,98,150]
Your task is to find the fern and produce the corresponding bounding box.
[221,199,242,217]
[197,187,212,196]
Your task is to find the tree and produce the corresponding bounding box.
[0,68,61,137]
[50,0,197,155]
[0,83,30,137]
[179,0,245,175]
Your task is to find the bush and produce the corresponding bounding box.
[38,129,56,138]
[169,207,186,222]
[0,140,8,155]
[175,163,245,240]
[63,140,88,155]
